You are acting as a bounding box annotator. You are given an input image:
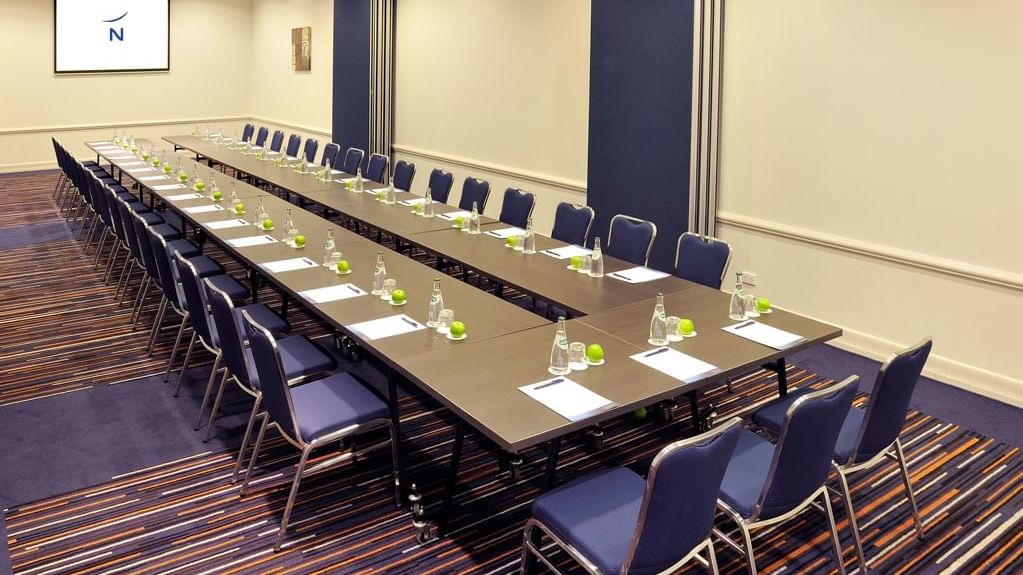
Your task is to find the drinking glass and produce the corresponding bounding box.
[381,279,397,300]
[568,342,588,371]
[285,228,298,245]
[329,251,342,269]
[666,316,684,342]
[578,254,592,274]
[437,309,455,334]
[744,294,761,318]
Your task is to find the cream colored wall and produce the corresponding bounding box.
[718,0,1023,406]
[393,0,590,232]
[0,0,254,170]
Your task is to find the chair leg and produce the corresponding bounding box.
[707,538,720,575]
[895,440,925,540]
[822,489,848,575]
[202,366,230,441]
[162,316,189,381]
[232,393,263,483]
[131,278,152,327]
[739,523,758,575]
[274,445,315,552]
[171,331,196,389]
[146,298,169,353]
[520,521,542,575]
[240,412,270,497]
[835,465,868,573]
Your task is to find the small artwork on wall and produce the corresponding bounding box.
[292,26,311,71]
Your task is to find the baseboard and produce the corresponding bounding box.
[0,160,57,174]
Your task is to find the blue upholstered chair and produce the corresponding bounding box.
[339,147,365,174]
[112,195,162,303]
[203,280,335,445]
[498,187,535,228]
[241,123,255,143]
[522,418,743,575]
[285,134,302,158]
[752,339,933,573]
[127,210,181,329]
[393,160,416,192]
[320,142,341,167]
[238,309,400,551]
[366,153,389,184]
[427,169,453,203]
[674,232,732,289]
[459,177,491,211]
[551,202,594,247]
[716,375,859,575]
[269,130,285,153]
[302,138,319,163]
[607,214,657,266]
[255,126,269,147]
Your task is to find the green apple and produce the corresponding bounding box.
[211,190,223,202]
[633,407,648,419]
[679,318,695,336]
[391,288,406,304]
[163,164,173,174]
[756,297,771,312]
[293,235,306,247]
[506,236,518,248]
[178,172,189,183]
[336,259,350,273]
[586,343,604,362]
[454,215,465,228]
[449,321,466,338]
[262,218,274,230]
[194,180,206,192]
[141,152,150,162]
[152,158,161,167]
[570,255,582,270]
[234,202,245,214]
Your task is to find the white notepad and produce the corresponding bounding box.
[166,193,202,201]
[608,267,671,284]
[205,219,250,230]
[519,377,616,422]
[438,210,472,221]
[138,176,169,182]
[227,235,277,248]
[299,283,367,304]
[183,205,225,214]
[129,167,156,172]
[630,347,720,383]
[540,245,593,260]
[153,184,186,191]
[87,141,113,146]
[722,320,805,350]
[118,161,144,167]
[106,154,133,159]
[485,227,526,239]
[398,197,428,207]
[260,257,319,273]
[346,314,425,341]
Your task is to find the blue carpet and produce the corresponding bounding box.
[0,221,73,250]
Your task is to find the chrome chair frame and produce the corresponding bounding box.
[607,213,658,267]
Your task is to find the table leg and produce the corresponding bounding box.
[543,437,562,490]
[247,269,260,302]
[438,420,466,535]
[280,291,289,320]
[762,357,788,395]
[689,391,701,435]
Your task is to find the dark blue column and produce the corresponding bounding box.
[587,0,695,270]
[333,0,371,160]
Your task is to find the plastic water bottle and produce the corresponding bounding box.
[372,251,387,295]
[523,217,536,254]
[356,168,364,193]
[549,317,571,375]
[589,237,604,278]
[322,228,335,267]
[729,272,747,321]
[469,202,481,234]
[649,292,668,346]
[427,278,444,327]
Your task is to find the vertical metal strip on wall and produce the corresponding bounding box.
[688,0,725,237]
[368,0,395,166]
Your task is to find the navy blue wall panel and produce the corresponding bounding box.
[333,0,371,162]
[587,0,695,271]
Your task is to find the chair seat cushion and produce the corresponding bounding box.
[83,161,102,168]
[291,372,388,442]
[126,200,150,213]
[531,467,646,575]
[277,335,336,381]
[150,223,182,241]
[205,272,248,304]
[718,429,774,518]
[238,303,290,336]
[140,212,165,226]
[165,239,201,261]
[753,389,866,465]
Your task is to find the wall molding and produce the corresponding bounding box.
[392,143,587,195]
[0,116,249,137]
[248,116,331,138]
[717,210,1023,292]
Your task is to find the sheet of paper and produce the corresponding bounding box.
[105,155,133,160]
[437,210,472,221]
[540,245,592,260]
[118,161,144,167]
[722,320,805,350]
[630,347,720,384]
[398,197,428,207]
[138,176,170,182]
[166,192,202,201]
[129,167,156,172]
[347,314,426,341]
[227,235,277,248]
[205,218,251,230]
[153,184,186,191]
[299,283,368,304]
[87,141,112,146]
[608,266,671,284]
[484,227,526,239]
[339,177,358,183]
[519,377,616,422]
[182,205,226,214]
[260,257,319,274]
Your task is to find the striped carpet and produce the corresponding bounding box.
[3,170,1022,574]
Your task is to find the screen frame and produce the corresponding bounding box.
[53,0,171,74]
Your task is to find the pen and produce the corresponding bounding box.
[535,378,564,390]
[645,347,669,358]
[733,321,755,330]
[302,258,316,266]
[346,284,361,293]
[611,272,630,281]
[542,249,558,256]
[401,317,420,328]
[264,235,275,242]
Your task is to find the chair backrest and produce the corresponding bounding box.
[302,138,319,163]
[173,252,216,347]
[393,160,416,192]
[285,134,302,157]
[146,227,185,307]
[366,153,389,184]
[852,338,933,462]
[674,232,732,289]
[241,123,255,142]
[756,375,859,519]
[255,126,269,147]
[269,130,285,152]
[341,147,365,174]
[498,187,535,228]
[607,214,657,266]
[427,169,453,203]
[551,202,594,246]
[241,309,300,439]
[320,142,341,167]
[459,177,491,211]
[205,278,255,388]
[623,418,743,574]
[130,210,162,281]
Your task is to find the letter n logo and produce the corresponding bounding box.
[110,27,124,41]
